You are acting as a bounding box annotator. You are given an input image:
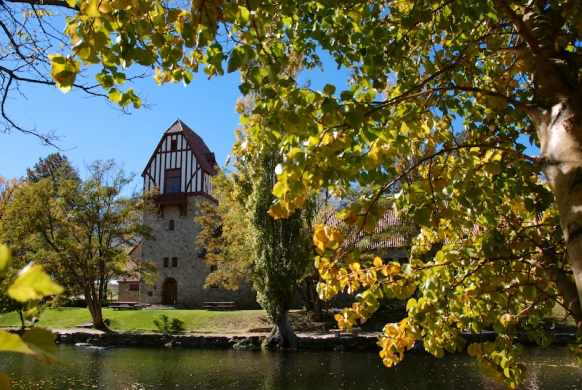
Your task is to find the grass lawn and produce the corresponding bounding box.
[0,307,269,333]
[0,303,575,334]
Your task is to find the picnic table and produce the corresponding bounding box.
[109,301,143,310]
[329,327,362,338]
[202,301,236,310]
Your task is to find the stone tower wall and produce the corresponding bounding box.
[139,196,260,309]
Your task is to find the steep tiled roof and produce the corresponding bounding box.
[320,209,408,250]
[119,242,140,282]
[165,119,218,175]
[117,260,139,283]
[142,119,218,178]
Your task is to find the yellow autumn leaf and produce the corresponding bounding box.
[373,256,382,267]
[0,330,35,355]
[22,329,59,364]
[0,244,11,274]
[349,262,361,272]
[8,264,64,302]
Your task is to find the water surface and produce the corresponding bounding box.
[1,345,580,389]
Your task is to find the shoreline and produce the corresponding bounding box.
[45,327,578,352]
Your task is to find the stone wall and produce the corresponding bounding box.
[54,331,383,351]
[52,330,577,351]
[118,282,140,302]
[139,196,260,309]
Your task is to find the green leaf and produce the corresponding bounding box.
[340,90,354,101]
[413,208,432,227]
[0,244,11,274]
[344,111,363,128]
[8,264,64,302]
[182,71,193,86]
[108,88,121,102]
[227,51,241,73]
[406,298,417,312]
[237,6,250,25]
[0,330,35,355]
[272,182,286,198]
[323,84,336,96]
[22,329,59,364]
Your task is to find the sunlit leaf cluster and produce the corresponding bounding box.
[0,244,63,388]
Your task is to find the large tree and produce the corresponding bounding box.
[1,159,154,330]
[194,170,254,290]
[26,0,582,384]
[25,153,80,185]
[197,93,314,348]
[234,121,313,348]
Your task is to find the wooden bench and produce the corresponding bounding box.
[329,327,362,338]
[109,302,142,310]
[202,301,236,310]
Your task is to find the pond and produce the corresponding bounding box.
[1,344,580,389]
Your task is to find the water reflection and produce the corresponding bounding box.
[1,345,580,389]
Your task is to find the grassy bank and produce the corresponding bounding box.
[0,308,269,333]
[0,304,575,334]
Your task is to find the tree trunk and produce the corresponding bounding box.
[305,276,322,321]
[532,97,582,330]
[17,309,24,330]
[84,287,108,331]
[266,311,298,349]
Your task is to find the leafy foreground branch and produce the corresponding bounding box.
[38,0,582,386]
[0,244,63,389]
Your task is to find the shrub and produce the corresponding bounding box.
[170,318,185,332]
[153,314,185,333]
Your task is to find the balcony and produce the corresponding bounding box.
[154,192,188,216]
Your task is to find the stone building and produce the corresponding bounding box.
[117,244,141,302]
[120,120,259,308]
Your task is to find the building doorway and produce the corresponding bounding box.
[162,278,178,305]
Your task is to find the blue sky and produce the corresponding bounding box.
[0,55,350,190]
[0,69,243,186]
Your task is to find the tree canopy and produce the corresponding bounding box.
[13,0,582,385]
[194,170,254,290]
[1,159,154,330]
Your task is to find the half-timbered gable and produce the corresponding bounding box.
[142,119,218,216]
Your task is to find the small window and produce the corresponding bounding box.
[172,257,178,267]
[163,257,169,267]
[170,139,178,151]
[129,283,139,291]
[169,220,174,230]
[148,291,153,297]
[398,257,408,264]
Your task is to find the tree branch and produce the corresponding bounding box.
[490,0,541,56]
[4,0,78,11]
